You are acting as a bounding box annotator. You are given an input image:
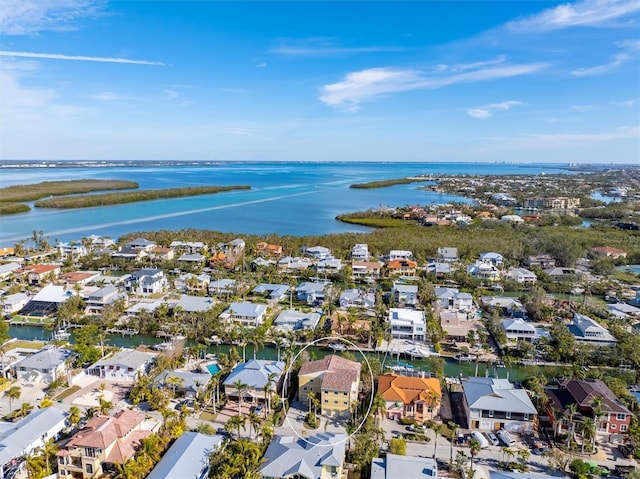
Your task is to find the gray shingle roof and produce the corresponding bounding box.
[371,453,437,479]
[462,377,537,415]
[223,360,285,389]
[146,432,224,479]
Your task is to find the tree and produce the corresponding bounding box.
[517,448,530,471]
[565,403,578,449]
[226,414,246,439]
[68,405,81,428]
[448,422,459,467]
[25,452,46,479]
[99,396,113,415]
[193,422,216,435]
[247,411,261,438]
[18,402,34,418]
[40,437,59,475]
[430,422,444,459]
[232,379,248,415]
[371,393,387,427]
[579,417,596,453]
[469,438,481,469]
[4,385,21,413]
[389,437,407,455]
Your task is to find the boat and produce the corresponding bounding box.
[454,353,477,362]
[52,329,71,341]
[386,361,415,372]
[328,342,346,351]
[204,335,221,345]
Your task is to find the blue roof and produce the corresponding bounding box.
[223,360,285,389]
[146,432,224,479]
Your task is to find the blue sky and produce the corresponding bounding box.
[0,0,638,163]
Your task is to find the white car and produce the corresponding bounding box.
[486,432,500,446]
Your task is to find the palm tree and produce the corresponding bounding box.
[469,438,481,469]
[259,424,274,447]
[371,393,387,427]
[517,448,530,471]
[18,402,34,418]
[247,411,262,438]
[25,452,46,479]
[159,407,176,428]
[39,397,54,408]
[565,403,578,449]
[40,438,59,475]
[431,422,444,459]
[84,406,98,421]
[98,396,113,415]
[138,434,163,468]
[225,414,247,439]
[193,422,216,435]
[4,385,21,413]
[264,372,278,415]
[226,439,262,478]
[232,379,248,415]
[448,422,459,467]
[502,446,515,466]
[67,405,81,429]
[579,417,596,453]
[307,391,317,415]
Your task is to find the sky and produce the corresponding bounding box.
[0,0,639,163]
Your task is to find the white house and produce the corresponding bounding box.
[479,252,504,266]
[304,246,332,260]
[124,268,168,295]
[339,289,375,309]
[351,244,370,261]
[86,349,156,382]
[392,282,418,307]
[569,313,618,347]
[273,309,322,332]
[221,302,268,327]
[506,267,538,285]
[1,292,30,314]
[57,242,88,260]
[437,247,458,262]
[13,346,72,384]
[389,250,413,261]
[146,432,224,479]
[85,286,127,315]
[467,261,501,281]
[208,278,236,296]
[501,318,537,343]
[0,262,20,281]
[174,273,210,292]
[297,281,329,304]
[434,287,473,312]
[389,308,426,341]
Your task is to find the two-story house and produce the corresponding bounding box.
[85,286,127,315]
[223,360,285,405]
[392,282,418,307]
[221,301,268,327]
[378,374,441,423]
[351,243,370,261]
[124,268,168,295]
[389,308,426,341]
[568,313,618,347]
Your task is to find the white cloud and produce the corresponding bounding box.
[507,0,640,32]
[320,62,547,109]
[570,104,599,112]
[571,52,630,76]
[257,62,267,68]
[269,38,403,56]
[0,0,106,35]
[466,100,525,119]
[94,91,129,102]
[0,50,165,66]
[164,89,179,100]
[611,97,639,107]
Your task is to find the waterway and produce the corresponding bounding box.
[9,324,534,381]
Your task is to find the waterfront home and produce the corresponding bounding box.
[543,267,582,282]
[85,286,127,315]
[221,301,268,327]
[392,282,418,307]
[85,349,155,382]
[526,254,556,269]
[378,374,441,423]
[223,359,285,405]
[13,346,72,384]
[506,267,538,285]
[124,299,163,317]
[255,241,283,257]
[340,288,375,309]
[296,281,329,304]
[461,377,537,432]
[251,257,277,270]
[1,292,29,314]
[371,454,437,479]
[525,196,580,210]
[111,246,146,261]
[84,235,115,249]
[174,294,214,313]
[467,260,501,281]
[590,246,627,259]
[259,433,347,479]
[480,296,526,318]
[386,258,418,277]
[21,284,75,316]
[434,287,473,312]
[298,354,361,418]
[389,250,413,261]
[124,237,156,251]
[568,313,617,346]
[352,260,384,281]
[480,252,504,266]
[500,214,524,224]
[437,247,458,262]
[21,263,61,285]
[546,378,632,438]
[146,432,224,479]
[174,272,210,292]
[351,243,370,260]
[169,240,207,254]
[501,318,537,343]
[124,268,168,295]
[0,262,20,281]
[606,302,640,319]
[156,370,212,398]
[492,192,517,206]
[0,408,67,479]
[440,310,482,343]
[177,252,205,263]
[389,308,426,341]
[277,256,313,272]
[208,278,236,296]
[425,261,451,278]
[56,410,159,479]
[57,242,89,260]
[317,257,343,274]
[0,247,15,258]
[273,309,322,332]
[252,283,289,301]
[60,270,100,286]
[303,245,332,260]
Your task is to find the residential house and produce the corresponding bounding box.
[57,242,89,260]
[506,267,538,285]
[150,246,175,261]
[392,282,418,307]
[425,261,451,278]
[85,286,127,315]
[0,408,67,479]
[371,454,437,479]
[169,241,207,254]
[437,247,458,263]
[251,257,277,270]
[223,360,285,405]
[208,278,236,296]
[124,237,156,251]
[387,259,418,277]
[85,349,155,382]
[461,377,537,432]
[590,246,627,259]
[252,283,289,301]
[146,432,224,479]
[177,253,205,263]
[156,370,212,399]
[480,296,526,318]
[352,260,383,281]
[304,245,332,260]
[174,272,210,293]
[480,252,504,266]
[389,250,413,261]
[124,268,168,295]
[277,256,313,272]
[174,295,214,313]
[56,410,159,479]
[388,308,426,341]
[378,374,441,423]
[339,289,375,309]
[1,292,30,314]
[491,193,517,206]
[543,267,582,282]
[20,285,74,316]
[526,254,556,269]
[60,271,100,286]
[546,378,632,438]
[23,264,61,285]
[13,346,72,384]
[297,281,329,304]
[568,313,617,346]
[221,302,268,327]
[0,262,20,281]
[255,242,283,257]
[351,243,370,261]
[124,300,163,318]
[434,287,473,312]
[111,246,146,261]
[467,260,501,281]
[317,257,343,274]
[273,309,322,332]
[440,311,482,343]
[502,318,537,343]
[259,433,347,479]
[500,214,524,223]
[84,235,115,250]
[298,354,361,418]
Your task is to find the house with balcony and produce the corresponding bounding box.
[252,283,289,301]
[277,256,313,273]
[389,250,413,261]
[304,245,332,261]
[502,318,537,343]
[392,282,418,307]
[525,254,556,269]
[378,374,441,423]
[480,252,504,266]
[387,259,417,277]
[388,308,426,341]
[208,278,236,296]
[259,433,347,479]
[461,377,537,432]
[174,272,210,293]
[351,243,370,261]
[299,354,361,418]
[273,309,322,332]
[255,241,283,258]
[546,378,632,438]
[568,313,617,347]
[352,260,383,281]
[85,286,127,315]
[23,264,61,285]
[221,301,268,327]
[57,242,89,260]
[85,349,155,382]
[506,267,538,285]
[467,260,501,281]
[437,247,458,263]
[440,310,482,343]
[297,281,329,304]
[339,289,375,309]
[434,287,473,312]
[56,410,159,479]
[223,359,285,405]
[13,346,72,384]
[169,240,207,254]
[124,268,168,295]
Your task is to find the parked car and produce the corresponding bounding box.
[486,432,500,446]
[252,404,264,416]
[406,424,425,433]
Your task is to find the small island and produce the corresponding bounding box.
[349,177,432,189]
[0,179,139,203]
[34,185,251,209]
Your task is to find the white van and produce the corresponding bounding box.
[497,429,516,447]
[471,431,490,449]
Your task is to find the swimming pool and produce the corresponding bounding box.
[206,363,221,375]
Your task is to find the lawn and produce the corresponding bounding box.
[4,340,46,350]
[54,385,81,401]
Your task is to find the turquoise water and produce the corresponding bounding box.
[0,162,571,246]
[617,265,640,274]
[206,363,221,374]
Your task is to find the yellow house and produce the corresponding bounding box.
[298,354,361,418]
